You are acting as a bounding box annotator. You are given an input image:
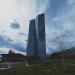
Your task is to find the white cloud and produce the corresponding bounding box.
[0,47,9,54]
[0,0,18,25]
[0,0,37,54]
[67,0,75,6]
[0,0,75,54]
[35,0,49,14]
[46,0,75,54]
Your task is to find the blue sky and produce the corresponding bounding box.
[0,0,75,55]
[45,0,75,54]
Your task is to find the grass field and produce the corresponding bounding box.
[0,60,75,75]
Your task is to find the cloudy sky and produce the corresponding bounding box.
[0,0,75,55]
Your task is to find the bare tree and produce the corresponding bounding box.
[53,32,69,65]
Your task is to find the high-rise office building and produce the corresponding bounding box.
[27,19,38,57]
[35,14,46,60]
[27,13,46,60]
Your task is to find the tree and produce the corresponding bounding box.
[53,32,69,65]
[8,50,15,55]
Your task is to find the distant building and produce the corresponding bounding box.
[1,53,26,62]
[27,13,46,61]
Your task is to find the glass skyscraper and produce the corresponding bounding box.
[27,19,38,57]
[27,13,46,60]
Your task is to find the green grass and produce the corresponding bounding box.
[0,60,75,75]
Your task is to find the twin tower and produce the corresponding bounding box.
[27,13,46,61]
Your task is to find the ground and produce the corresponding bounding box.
[0,60,75,75]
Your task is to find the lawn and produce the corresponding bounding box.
[0,60,75,75]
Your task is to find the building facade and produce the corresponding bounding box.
[27,13,46,60]
[27,19,38,58]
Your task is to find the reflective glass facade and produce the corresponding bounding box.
[27,14,46,60]
[27,19,37,57]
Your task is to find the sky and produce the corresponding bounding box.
[0,0,75,55]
